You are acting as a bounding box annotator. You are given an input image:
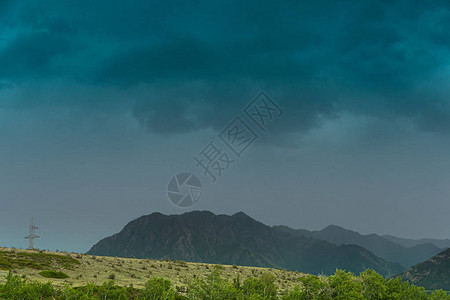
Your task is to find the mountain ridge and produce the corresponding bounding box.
[383,234,450,250]
[401,247,450,290]
[87,211,403,277]
[273,224,442,268]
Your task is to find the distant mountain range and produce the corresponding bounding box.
[401,248,450,290]
[273,225,443,268]
[87,211,403,277]
[383,234,450,250]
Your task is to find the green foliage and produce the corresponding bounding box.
[329,270,364,300]
[385,276,428,300]
[360,269,388,300]
[142,277,176,300]
[0,267,449,299]
[188,265,241,299]
[96,280,128,300]
[58,283,96,300]
[0,271,56,299]
[0,251,80,271]
[242,272,278,299]
[282,286,306,300]
[283,274,331,300]
[187,266,279,300]
[428,289,450,300]
[39,270,70,279]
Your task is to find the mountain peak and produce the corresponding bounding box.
[322,224,347,231]
[87,211,403,277]
[181,210,216,217]
[232,211,251,218]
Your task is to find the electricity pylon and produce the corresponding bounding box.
[25,217,39,250]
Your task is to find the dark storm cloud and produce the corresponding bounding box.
[0,32,71,79]
[1,0,450,135]
[97,37,216,85]
[0,0,15,16]
[0,2,77,81]
[3,0,450,252]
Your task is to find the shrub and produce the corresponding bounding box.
[58,283,95,300]
[386,276,428,300]
[96,280,128,300]
[329,270,363,300]
[290,274,331,300]
[142,277,176,300]
[39,270,70,279]
[188,266,241,299]
[429,289,450,300]
[242,272,278,300]
[0,271,56,299]
[283,286,308,300]
[1,263,450,299]
[360,269,388,299]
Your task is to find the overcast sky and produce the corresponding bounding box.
[1,0,450,253]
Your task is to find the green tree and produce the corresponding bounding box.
[282,285,307,300]
[329,270,363,300]
[241,272,277,300]
[141,277,176,300]
[188,266,241,300]
[428,289,450,300]
[300,274,331,300]
[385,277,428,300]
[58,283,96,299]
[360,269,388,300]
[400,283,428,300]
[96,280,128,300]
[0,271,56,300]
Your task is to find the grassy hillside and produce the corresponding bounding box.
[0,247,302,293]
[1,247,449,299]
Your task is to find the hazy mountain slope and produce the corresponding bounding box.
[401,248,450,290]
[274,225,441,268]
[87,211,403,277]
[383,234,450,250]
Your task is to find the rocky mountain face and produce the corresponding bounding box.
[274,224,442,268]
[87,211,403,277]
[401,248,450,290]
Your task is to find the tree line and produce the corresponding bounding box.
[1,267,449,299]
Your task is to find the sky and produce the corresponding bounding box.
[1,0,450,253]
